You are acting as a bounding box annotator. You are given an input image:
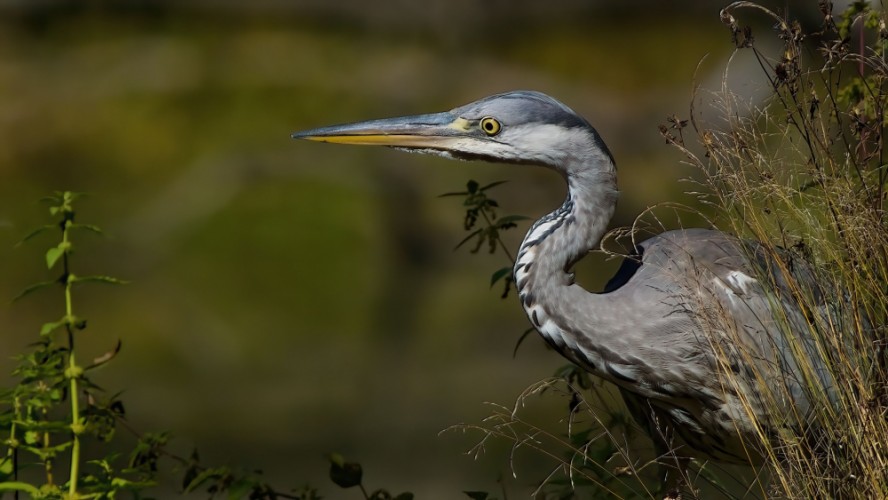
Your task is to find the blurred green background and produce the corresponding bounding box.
[0,1,771,496]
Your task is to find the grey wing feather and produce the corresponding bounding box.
[603,229,836,460]
[639,229,834,406]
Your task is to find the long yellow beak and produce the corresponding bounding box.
[291,112,472,148]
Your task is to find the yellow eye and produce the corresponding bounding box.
[480,117,501,136]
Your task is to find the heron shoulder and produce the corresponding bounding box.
[603,228,749,294]
[605,228,828,322]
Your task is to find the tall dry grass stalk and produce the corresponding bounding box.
[662,2,888,497]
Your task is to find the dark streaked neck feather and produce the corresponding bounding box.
[514,148,625,373]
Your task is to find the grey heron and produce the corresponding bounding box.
[291,91,834,474]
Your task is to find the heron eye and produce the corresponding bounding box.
[480,117,501,136]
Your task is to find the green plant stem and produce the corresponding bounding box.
[479,208,516,264]
[62,223,81,498]
[10,398,19,500]
[67,350,80,497]
[42,408,52,485]
[7,397,18,461]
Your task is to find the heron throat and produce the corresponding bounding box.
[513,161,619,369]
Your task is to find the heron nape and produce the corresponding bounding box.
[291,91,836,487]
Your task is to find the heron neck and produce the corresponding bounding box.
[514,164,619,366]
[515,169,618,286]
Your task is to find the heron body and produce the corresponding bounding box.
[292,91,833,465]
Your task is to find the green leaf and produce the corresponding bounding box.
[227,478,255,499]
[0,457,12,481]
[16,225,56,246]
[328,452,344,467]
[24,431,39,445]
[489,266,512,287]
[329,455,362,489]
[181,449,201,492]
[20,441,73,461]
[11,280,56,302]
[40,318,67,336]
[479,180,508,191]
[70,223,103,235]
[453,228,484,251]
[61,191,86,202]
[464,492,490,500]
[471,229,489,254]
[72,275,129,286]
[438,190,469,198]
[39,194,63,204]
[45,243,66,269]
[494,215,531,225]
[184,467,227,493]
[111,476,157,491]
[463,196,482,207]
[513,327,536,358]
[0,481,41,496]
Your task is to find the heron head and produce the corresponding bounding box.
[291,91,614,176]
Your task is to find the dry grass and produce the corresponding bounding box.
[665,2,888,497]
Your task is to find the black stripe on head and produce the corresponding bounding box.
[453,90,588,129]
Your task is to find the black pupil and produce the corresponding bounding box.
[484,121,494,131]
